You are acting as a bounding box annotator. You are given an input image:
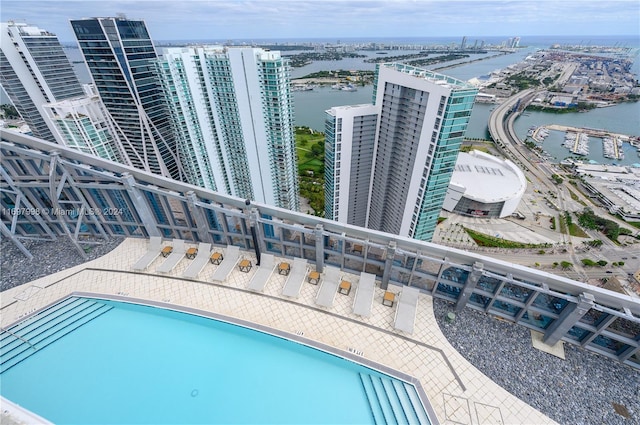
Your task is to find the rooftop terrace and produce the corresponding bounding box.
[379,62,478,90]
[1,129,639,423]
[1,238,552,424]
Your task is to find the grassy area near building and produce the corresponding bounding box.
[577,208,626,242]
[561,211,589,237]
[296,126,325,215]
[296,126,325,175]
[463,227,552,249]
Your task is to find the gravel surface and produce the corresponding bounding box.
[1,237,124,291]
[434,298,640,425]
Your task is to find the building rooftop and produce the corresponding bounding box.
[1,129,638,423]
[451,150,526,203]
[379,62,478,90]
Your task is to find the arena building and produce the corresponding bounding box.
[443,150,526,218]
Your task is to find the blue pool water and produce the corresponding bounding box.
[1,298,426,424]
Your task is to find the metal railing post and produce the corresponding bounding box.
[455,262,483,311]
[543,292,595,346]
[381,241,396,290]
[314,224,324,273]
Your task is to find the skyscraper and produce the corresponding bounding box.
[0,21,85,140]
[324,104,378,225]
[70,16,180,178]
[155,46,299,210]
[42,93,122,161]
[0,21,125,162]
[325,63,478,241]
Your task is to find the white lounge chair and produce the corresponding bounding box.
[157,239,187,273]
[247,253,275,292]
[315,266,341,308]
[131,236,163,271]
[281,258,308,298]
[352,272,376,317]
[182,243,212,279]
[393,286,421,334]
[211,245,240,282]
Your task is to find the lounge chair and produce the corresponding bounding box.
[182,243,212,279]
[132,236,163,271]
[157,239,187,273]
[247,253,275,292]
[211,245,240,282]
[281,257,308,298]
[352,272,376,317]
[393,286,421,334]
[315,266,341,308]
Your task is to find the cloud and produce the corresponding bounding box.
[2,0,638,41]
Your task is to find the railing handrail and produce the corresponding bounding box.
[0,326,36,350]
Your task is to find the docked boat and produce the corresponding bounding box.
[563,132,589,156]
[292,84,315,92]
[341,84,357,92]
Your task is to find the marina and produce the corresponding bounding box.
[562,132,589,156]
[547,124,637,160]
[602,137,624,160]
[526,124,638,162]
[528,126,549,142]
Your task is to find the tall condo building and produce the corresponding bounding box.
[325,63,478,241]
[0,22,125,162]
[155,46,299,210]
[324,104,378,226]
[70,16,180,178]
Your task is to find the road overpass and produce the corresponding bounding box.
[487,90,640,282]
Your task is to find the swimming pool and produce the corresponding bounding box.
[1,296,431,424]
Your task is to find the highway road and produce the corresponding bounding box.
[487,91,639,284]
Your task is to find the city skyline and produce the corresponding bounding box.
[2,1,638,43]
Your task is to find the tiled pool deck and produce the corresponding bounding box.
[1,238,556,424]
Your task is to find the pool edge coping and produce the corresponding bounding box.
[4,291,441,425]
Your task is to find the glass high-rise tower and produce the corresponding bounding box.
[0,22,85,140]
[0,21,125,162]
[156,46,299,210]
[70,16,180,178]
[325,63,478,241]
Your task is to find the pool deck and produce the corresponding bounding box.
[1,238,556,425]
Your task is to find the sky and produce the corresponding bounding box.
[1,0,639,42]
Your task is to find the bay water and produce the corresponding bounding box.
[7,37,637,165]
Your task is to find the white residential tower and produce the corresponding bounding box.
[325,63,478,241]
[156,46,299,210]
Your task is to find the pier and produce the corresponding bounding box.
[547,124,637,160]
[546,124,637,142]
